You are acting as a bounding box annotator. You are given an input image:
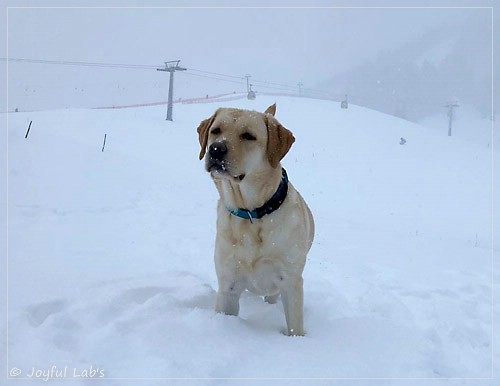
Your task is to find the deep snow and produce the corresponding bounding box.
[2,96,499,385]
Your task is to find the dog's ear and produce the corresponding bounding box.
[264,103,276,116]
[265,114,295,168]
[197,113,217,160]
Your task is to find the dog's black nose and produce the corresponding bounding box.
[209,141,228,160]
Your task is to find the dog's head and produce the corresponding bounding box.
[197,104,295,182]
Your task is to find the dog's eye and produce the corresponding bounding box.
[241,132,256,141]
[211,128,221,135]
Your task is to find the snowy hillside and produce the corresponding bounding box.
[3,96,499,384]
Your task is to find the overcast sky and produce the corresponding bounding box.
[0,0,496,110]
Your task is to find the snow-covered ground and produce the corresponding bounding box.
[2,96,499,385]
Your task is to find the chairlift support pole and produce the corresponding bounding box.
[157,60,186,121]
[445,102,459,137]
[245,74,251,93]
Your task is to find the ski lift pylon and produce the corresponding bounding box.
[247,83,256,100]
[341,94,348,109]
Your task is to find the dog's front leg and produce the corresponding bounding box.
[279,275,304,336]
[215,277,244,316]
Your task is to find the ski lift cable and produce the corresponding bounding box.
[181,71,247,85]
[0,57,160,70]
[185,67,245,80]
[2,57,345,98]
[188,68,302,92]
[187,67,332,96]
[182,72,307,93]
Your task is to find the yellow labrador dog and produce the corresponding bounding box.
[197,104,314,336]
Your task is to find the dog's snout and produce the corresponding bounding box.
[209,141,228,160]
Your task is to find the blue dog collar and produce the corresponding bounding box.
[227,168,289,223]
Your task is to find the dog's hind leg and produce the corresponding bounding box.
[264,294,280,304]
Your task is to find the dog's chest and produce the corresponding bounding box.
[224,219,284,294]
[218,198,299,262]
[229,219,270,255]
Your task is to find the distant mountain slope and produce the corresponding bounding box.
[317,14,493,122]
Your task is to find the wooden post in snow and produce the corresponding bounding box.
[25,121,32,139]
[102,134,107,152]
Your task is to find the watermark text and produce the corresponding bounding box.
[10,365,105,381]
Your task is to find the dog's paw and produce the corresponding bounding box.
[280,327,305,337]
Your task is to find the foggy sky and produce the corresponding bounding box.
[0,0,495,112]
